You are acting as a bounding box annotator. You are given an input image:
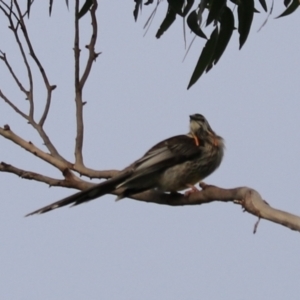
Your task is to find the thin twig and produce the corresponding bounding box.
[79,0,99,89]
[0,51,29,97]
[1,1,34,118]
[1,2,64,160]
[74,0,84,166]
[0,161,76,188]
[31,122,70,162]
[13,1,55,129]
[39,84,56,127]
[0,90,28,120]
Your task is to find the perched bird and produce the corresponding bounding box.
[26,114,224,216]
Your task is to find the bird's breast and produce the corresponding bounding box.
[157,138,224,192]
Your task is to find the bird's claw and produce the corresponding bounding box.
[184,185,199,197]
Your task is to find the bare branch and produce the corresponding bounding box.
[79,0,99,89]
[30,119,69,162]
[0,3,64,161]
[0,125,73,171]
[127,184,300,233]
[0,89,29,120]
[0,88,65,161]
[13,1,55,127]
[74,0,84,167]
[0,122,118,179]
[73,1,99,168]
[0,161,75,188]
[0,51,29,97]
[1,0,34,119]
[13,1,50,85]
[38,84,56,127]
[0,161,97,191]
[72,165,119,179]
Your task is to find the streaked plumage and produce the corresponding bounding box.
[26,114,224,216]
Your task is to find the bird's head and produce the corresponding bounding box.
[189,113,215,136]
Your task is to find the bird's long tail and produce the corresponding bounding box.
[25,171,131,216]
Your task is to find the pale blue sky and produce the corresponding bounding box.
[0,1,300,299]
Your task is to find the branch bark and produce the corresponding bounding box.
[0,125,73,171]
[74,0,99,168]
[123,183,300,233]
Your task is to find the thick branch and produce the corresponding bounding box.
[128,184,300,233]
[0,125,73,171]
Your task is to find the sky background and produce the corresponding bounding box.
[1,1,300,299]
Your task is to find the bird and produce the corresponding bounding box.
[25,114,224,216]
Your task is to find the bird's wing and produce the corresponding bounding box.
[25,170,133,216]
[118,135,202,188]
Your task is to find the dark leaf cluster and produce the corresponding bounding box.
[24,0,300,88]
[137,0,298,89]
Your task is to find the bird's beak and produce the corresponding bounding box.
[189,115,196,121]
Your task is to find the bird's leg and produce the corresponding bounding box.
[184,184,200,197]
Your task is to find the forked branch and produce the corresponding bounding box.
[74,0,99,168]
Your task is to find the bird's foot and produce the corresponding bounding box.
[184,185,199,197]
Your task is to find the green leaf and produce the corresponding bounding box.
[238,0,254,49]
[187,27,219,89]
[276,0,299,18]
[206,0,226,26]
[156,6,177,38]
[78,0,93,19]
[258,0,267,12]
[207,6,234,71]
[187,10,207,39]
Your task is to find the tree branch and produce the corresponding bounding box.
[126,183,300,233]
[73,0,85,167]
[30,122,69,162]
[1,0,34,119]
[0,161,76,188]
[0,51,29,97]
[0,2,65,162]
[0,123,118,179]
[0,125,73,171]
[13,2,59,153]
[79,0,99,90]
[0,89,29,119]
[14,0,55,126]
[72,165,119,179]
